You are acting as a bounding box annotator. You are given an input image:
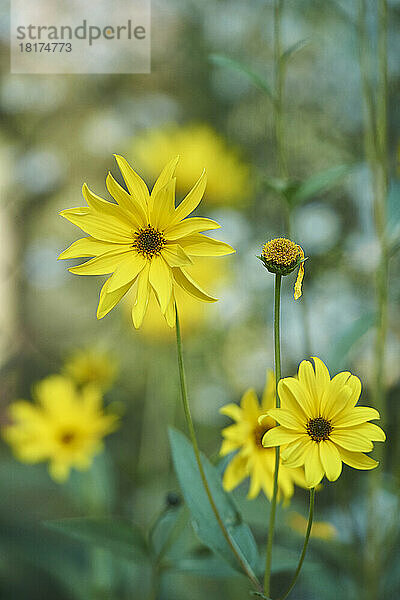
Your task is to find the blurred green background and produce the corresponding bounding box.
[0,1,399,599]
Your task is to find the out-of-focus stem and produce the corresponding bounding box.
[263,273,282,596]
[274,0,288,180]
[357,2,389,600]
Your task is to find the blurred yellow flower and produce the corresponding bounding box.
[220,371,306,502]
[133,124,252,206]
[261,357,386,488]
[59,155,234,328]
[129,257,229,341]
[2,376,118,483]
[63,348,118,391]
[288,511,338,541]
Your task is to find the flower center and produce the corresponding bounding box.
[253,422,272,448]
[262,237,300,268]
[306,417,333,442]
[59,431,76,445]
[132,225,166,259]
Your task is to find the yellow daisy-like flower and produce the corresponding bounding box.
[2,376,118,483]
[261,358,386,488]
[220,371,306,502]
[63,348,118,391]
[59,155,235,328]
[133,124,252,206]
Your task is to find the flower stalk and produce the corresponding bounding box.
[279,488,315,600]
[175,307,262,593]
[263,273,282,596]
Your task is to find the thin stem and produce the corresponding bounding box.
[174,307,262,593]
[263,273,282,596]
[274,0,288,179]
[278,488,315,600]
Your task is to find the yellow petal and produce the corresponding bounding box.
[164,217,221,241]
[113,154,149,212]
[173,267,217,303]
[333,406,380,428]
[319,440,342,481]
[298,360,317,403]
[222,453,247,492]
[107,253,146,292]
[220,403,242,422]
[49,461,70,483]
[68,249,131,276]
[278,377,314,419]
[262,426,306,447]
[304,442,324,488]
[151,156,180,203]
[261,370,276,410]
[131,263,150,328]
[150,178,176,229]
[60,209,133,244]
[338,448,378,470]
[320,377,352,420]
[162,244,193,268]
[281,439,312,468]
[179,233,235,257]
[267,408,305,431]
[240,388,260,418]
[172,170,207,223]
[149,255,172,313]
[164,294,176,328]
[106,172,147,226]
[220,438,239,457]
[329,429,373,452]
[97,277,133,319]
[311,357,330,395]
[294,246,305,300]
[342,374,362,409]
[59,237,128,260]
[351,422,386,441]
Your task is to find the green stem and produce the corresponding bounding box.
[278,488,315,600]
[274,0,288,179]
[263,273,282,596]
[174,307,262,593]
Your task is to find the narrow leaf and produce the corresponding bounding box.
[210,54,274,101]
[328,312,375,373]
[292,164,353,204]
[168,428,259,576]
[281,39,310,66]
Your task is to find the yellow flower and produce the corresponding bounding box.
[261,358,386,488]
[59,155,234,328]
[132,257,229,341]
[288,511,337,541]
[260,237,305,300]
[220,371,306,502]
[2,376,118,483]
[132,124,252,206]
[63,348,118,391]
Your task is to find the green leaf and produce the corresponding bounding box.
[328,312,375,373]
[281,39,310,67]
[209,54,274,101]
[168,428,259,576]
[291,164,353,204]
[45,517,149,562]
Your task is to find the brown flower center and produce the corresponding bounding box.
[253,422,272,448]
[306,417,333,442]
[132,225,166,259]
[59,431,76,445]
